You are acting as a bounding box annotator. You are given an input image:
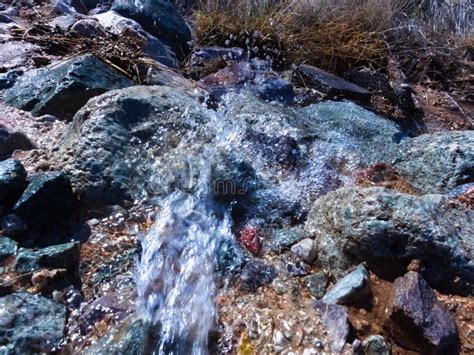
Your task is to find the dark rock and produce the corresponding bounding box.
[54,85,211,205]
[13,241,80,272]
[313,301,349,353]
[304,270,328,299]
[290,238,317,264]
[293,64,371,101]
[0,291,66,353]
[63,286,83,309]
[240,260,277,292]
[285,260,311,277]
[83,315,157,354]
[94,11,178,67]
[252,77,294,103]
[0,159,27,206]
[52,0,77,15]
[322,264,371,305]
[305,187,474,294]
[362,335,391,355]
[0,69,22,89]
[111,0,191,59]
[388,271,459,353]
[192,46,244,64]
[0,126,35,158]
[32,55,52,67]
[13,172,76,227]
[70,19,106,37]
[1,214,27,237]
[0,236,17,263]
[0,13,13,24]
[344,68,391,92]
[394,131,474,194]
[3,54,133,119]
[77,290,134,335]
[215,237,246,275]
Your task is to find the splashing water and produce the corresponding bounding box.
[136,151,233,354]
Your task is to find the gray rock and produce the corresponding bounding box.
[388,271,458,353]
[273,227,308,249]
[362,335,391,355]
[0,237,17,263]
[0,42,38,70]
[70,18,106,37]
[13,172,76,227]
[322,264,371,305]
[293,64,371,101]
[305,187,474,294]
[50,14,77,30]
[54,85,211,205]
[394,131,474,194]
[84,315,155,354]
[111,0,191,59]
[0,291,65,353]
[291,238,317,264]
[304,270,328,299]
[94,11,178,67]
[52,0,77,15]
[3,54,133,119]
[313,301,349,353]
[13,241,80,272]
[0,159,27,206]
[0,126,34,158]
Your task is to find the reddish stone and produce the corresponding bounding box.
[238,227,262,256]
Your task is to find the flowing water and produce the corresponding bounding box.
[133,69,401,353]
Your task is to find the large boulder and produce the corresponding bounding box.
[0,291,66,353]
[388,271,459,353]
[305,187,474,294]
[54,88,405,211]
[0,159,27,206]
[13,172,77,228]
[111,0,191,59]
[394,131,474,194]
[3,54,133,120]
[54,85,212,205]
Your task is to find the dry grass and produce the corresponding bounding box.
[194,0,473,75]
[194,0,409,72]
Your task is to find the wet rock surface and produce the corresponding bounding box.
[0,291,66,353]
[3,54,133,119]
[306,186,474,294]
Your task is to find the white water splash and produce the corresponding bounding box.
[136,153,233,354]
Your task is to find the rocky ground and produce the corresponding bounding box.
[0,0,473,354]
